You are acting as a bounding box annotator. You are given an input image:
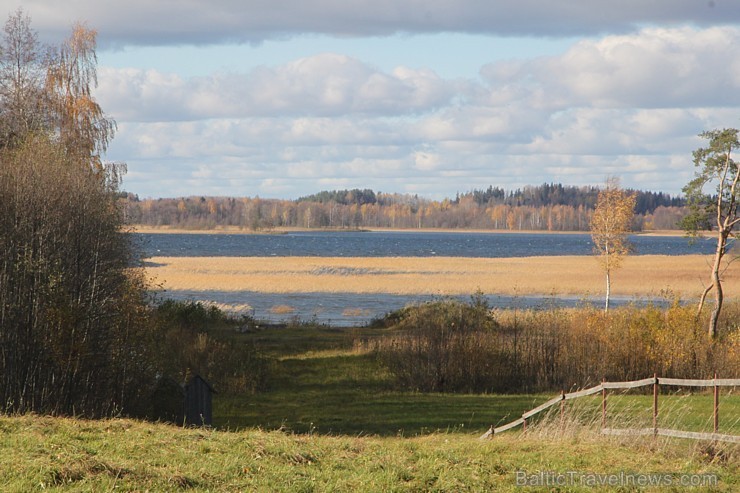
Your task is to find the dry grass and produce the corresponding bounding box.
[144,255,738,297]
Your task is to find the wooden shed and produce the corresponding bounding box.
[184,375,216,427]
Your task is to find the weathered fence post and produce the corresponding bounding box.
[560,390,565,429]
[601,378,606,430]
[713,371,719,435]
[653,373,659,438]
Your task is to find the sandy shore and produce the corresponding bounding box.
[144,255,734,298]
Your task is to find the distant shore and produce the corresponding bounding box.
[129,224,687,237]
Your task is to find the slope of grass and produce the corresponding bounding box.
[1,415,736,492]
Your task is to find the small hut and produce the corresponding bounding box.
[184,374,216,426]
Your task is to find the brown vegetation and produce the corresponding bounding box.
[0,12,151,417]
[369,299,739,394]
[144,254,739,298]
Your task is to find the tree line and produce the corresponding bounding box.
[124,184,686,232]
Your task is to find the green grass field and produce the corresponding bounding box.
[1,414,736,492]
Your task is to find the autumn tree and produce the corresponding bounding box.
[45,22,115,169]
[0,8,47,148]
[681,128,740,339]
[590,177,636,312]
[0,12,152,416]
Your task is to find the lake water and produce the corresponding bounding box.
[135,231,721,325]
[135,231,718,258]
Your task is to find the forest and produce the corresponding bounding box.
[123,184,687,231]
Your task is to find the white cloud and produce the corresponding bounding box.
[92,23,740,198]
[482,26,740,109]
[98,54,455,121]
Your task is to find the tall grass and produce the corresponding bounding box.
[523,389,739,476]
[148,300,272,395]
[372,299,739,394]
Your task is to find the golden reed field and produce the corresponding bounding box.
[144,255,738,298]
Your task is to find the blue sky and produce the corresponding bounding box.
[13,1,740,199]
[102,34,579,80]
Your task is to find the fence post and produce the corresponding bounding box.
[560,390,565,429]
[522,415,527,432]
[601,378,606,430]
[653,373,659,438]
[713,371,719,435]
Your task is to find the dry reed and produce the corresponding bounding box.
[144,255,739,297]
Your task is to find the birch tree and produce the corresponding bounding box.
[590,177,636,312]
[0,11,152,416]
[681,128,740,339]
[45,22,115,169]
[0,8,47,149]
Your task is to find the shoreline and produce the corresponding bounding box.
[129,224,688,237]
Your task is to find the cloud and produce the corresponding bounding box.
[481,26,740,109]
[22,0,740,47]
[101,24,740,198]
[98,54,455,120]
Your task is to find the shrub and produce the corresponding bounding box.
[150,300,272,394]
[375,297,514,393]
[373,299,739,394]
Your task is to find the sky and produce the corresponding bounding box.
[10,0,740,199]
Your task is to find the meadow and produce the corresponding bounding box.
[2,412,736,492]
[145,254,738,297]
[214,321,739,436]
[1,319,737,491]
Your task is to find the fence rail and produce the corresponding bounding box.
[480,374,740,442]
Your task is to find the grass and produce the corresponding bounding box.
[144,254,740,298]
[527,391,740,436]
[1,414,736,492]
[3,319,738,491]
[215,350,544,435]
[215,321,740,438]
[216,323,544,435]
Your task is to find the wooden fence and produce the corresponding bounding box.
[480,374,740,443]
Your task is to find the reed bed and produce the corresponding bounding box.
[145,254,738,297]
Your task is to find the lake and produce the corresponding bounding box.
[135,230,718,258]
[135,231,721,325]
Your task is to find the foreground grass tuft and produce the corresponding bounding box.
[1,415,737,492]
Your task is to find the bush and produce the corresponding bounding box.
[0,136,154,416]
[375,297,514,393]
[373,299,739,394]
[150,300,272,394]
